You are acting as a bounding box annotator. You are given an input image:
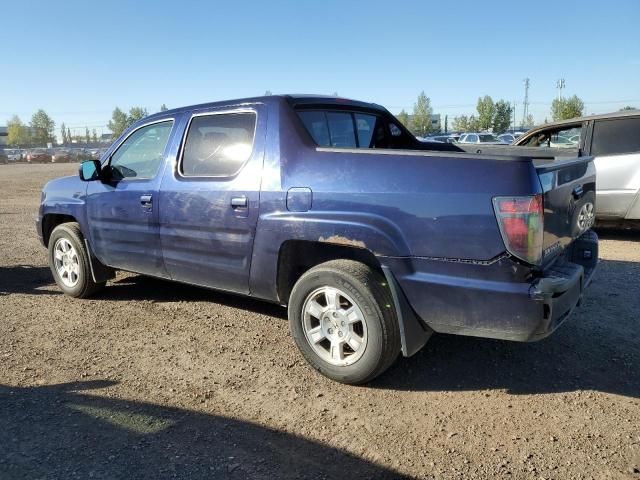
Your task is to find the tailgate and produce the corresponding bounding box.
[535,156,596,266]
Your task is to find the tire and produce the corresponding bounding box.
[48,222,106,298]
[288,260,400,384]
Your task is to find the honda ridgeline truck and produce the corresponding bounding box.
[37,95,598,384]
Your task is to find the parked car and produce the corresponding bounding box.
[37,95,598,384]
[514,111,640,224]
[458,133,507,145]
[498,133,516,144]
[5,149,22,162]
[51,149,74,163]
[26,148,52,163]
[0,150,8,164]
[423,135,459,144]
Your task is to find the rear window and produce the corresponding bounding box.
[297,110,397,149]
[591,117,640,156]
[181,112,256,177]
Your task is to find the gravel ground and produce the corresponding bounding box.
[0,163,638,479]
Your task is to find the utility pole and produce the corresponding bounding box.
[512,101,517,131]
[521,78,530,128]
[556,78,565,100]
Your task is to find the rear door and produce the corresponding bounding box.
[158,106,266,294]
[86,119,175,277]
[588,116,640,218]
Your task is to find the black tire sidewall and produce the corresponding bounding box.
[48,225,91,297]
[289,268,386,384]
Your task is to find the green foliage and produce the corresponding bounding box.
[30,109,55,145]
[551,95,584,121]
[264,90,272,96]
[160,103,168,112]
[492,100,513,134]
[451,115,469,132]
[60,122,67,144]
[67,127,72,143]
[396,109,409,127]
[411,91,433,136]
[476,95,495,131]
[85,127,91,144]
[128,107,148,124]
[92,129,98,143]
[108,106,149,138]
[108,107,129,139]
[7,115,30,146]
[620,106,637,111]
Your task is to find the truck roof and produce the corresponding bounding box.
[145,94,387,121]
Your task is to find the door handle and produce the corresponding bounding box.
[231,196,248,208]
[140,194,153,209]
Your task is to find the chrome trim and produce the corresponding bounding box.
[176,108,259,180]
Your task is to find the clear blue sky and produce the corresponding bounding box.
[2,0,639,135]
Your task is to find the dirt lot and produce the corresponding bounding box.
[0,163,638,479]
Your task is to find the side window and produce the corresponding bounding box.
[181,112,256,177]
[467,134,478,143]
[110,121,173,180]
[591,117,640,156]
[519,125,581,148]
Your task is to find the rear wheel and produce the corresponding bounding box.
[48,222,105,298]
[288,260,400,384]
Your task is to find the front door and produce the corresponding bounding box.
[159,106,265,294]
[86,119,176,277]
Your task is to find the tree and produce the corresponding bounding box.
[60,122,67,144]
[620,106,637,111]
[492,100,513,134]
[411,91,433,136]
[264,90,272,96]
[85,127,91,144]
[67,127,72,143]
[92,129,98,143]
[476,95,495,131]
[108,107,129,138]
[396,109,409,127]
[128,107,148,124]
[523,114,535,128]
[30,109,55,145]
[160,103,168,112]
[467,115,480,132]
[451,115,469,132]
[7,115,30,146]
[550,95,584,121]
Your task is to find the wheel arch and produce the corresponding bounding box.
[42,213,77,247]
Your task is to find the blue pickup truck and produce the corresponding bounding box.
[37,95,598,384]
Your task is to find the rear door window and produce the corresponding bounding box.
[181,112,256,177]
[591,117,640,156]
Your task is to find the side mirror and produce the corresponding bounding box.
[79,160,102,181]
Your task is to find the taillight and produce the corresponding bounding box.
[492,195,544,265]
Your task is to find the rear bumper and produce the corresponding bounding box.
[381,231,598,342]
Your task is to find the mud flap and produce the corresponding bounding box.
[381,266,433,357]
[84,239,116,283]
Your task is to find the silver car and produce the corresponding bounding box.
[515,111,640,224]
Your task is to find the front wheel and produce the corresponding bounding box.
[288,260,400,384]
[48,222,105,298]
